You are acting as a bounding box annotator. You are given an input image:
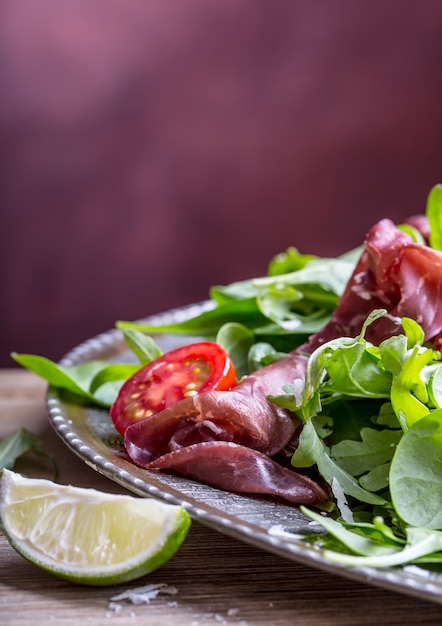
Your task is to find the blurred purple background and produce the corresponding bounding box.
[1,0,442,366]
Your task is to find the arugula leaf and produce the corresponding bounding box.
[331,428,401,477]
[291,419,386,505]
[300,507,403,560]
[322,342,391,399]
[379,333,439,429]
[359,462,391,492]
[302,507,442,569]
[267,246,317,275]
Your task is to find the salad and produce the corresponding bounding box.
[12,184,442,571]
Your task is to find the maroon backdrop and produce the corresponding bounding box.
[1,0,442,366]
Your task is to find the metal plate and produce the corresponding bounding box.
[47,302,442,604]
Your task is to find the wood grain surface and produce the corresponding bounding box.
[1,369,442,625]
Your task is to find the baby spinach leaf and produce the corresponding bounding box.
[390,411,442,529]
[122,329,162,363]
[215,322,254,379]
[0,429,42,469]
[11,354,108,401]
[247,342,284,371]
[88,364,140,394]
[117,299,268,337]
[11,353,140,408]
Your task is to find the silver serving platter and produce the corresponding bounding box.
[47,302,442,605]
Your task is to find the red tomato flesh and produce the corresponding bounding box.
[110,341,237,435]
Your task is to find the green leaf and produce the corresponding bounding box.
[0,429,40,469]
[267,246,317,276]
[11,353,137,408]
[0,429,57,478]
[359,462,391,492]
[291,420,385,505]
[253,257,354,291]
[390,411,442,529]
[300,507,402,560]
[215,322,254,379]
[323,342,391,399]
[89,363,141,396]
[210,279,262,303]
[331,428,402,477]
[12,354,108,401]
[379,337,438,429]
[397,223,426,244]
[301,509,442,569]
[247,342,283,371]
[426,183,442,250]
[122,329,162,363]
[117,299,268,337]
[326,398,388,445]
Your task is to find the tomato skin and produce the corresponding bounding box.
[110,341,237,435]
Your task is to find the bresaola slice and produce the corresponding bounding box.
[308,218,442,350]
[124,216,442,506]
[147,441,328,505]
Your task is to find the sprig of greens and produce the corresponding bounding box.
[271,310,442,570]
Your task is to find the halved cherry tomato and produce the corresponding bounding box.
[110,341,237,435]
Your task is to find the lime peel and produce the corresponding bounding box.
[0,469,191,586]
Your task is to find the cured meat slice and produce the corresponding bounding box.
[308,218,442,349]
[146,441,328,505]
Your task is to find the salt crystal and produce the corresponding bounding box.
[109,583,178,606]
[108,602,122,613]
[227,608,239,617]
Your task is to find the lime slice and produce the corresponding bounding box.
[0,469,191,586]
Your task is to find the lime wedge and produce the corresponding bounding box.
[0,469,191,586]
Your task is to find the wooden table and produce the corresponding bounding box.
[2,369,442,626]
